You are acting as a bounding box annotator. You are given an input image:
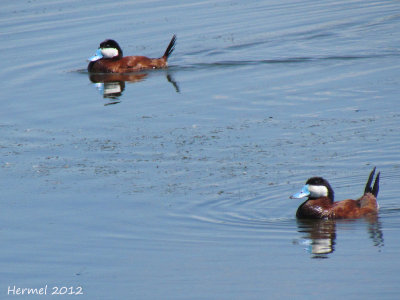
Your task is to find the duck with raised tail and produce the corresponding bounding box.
[88,35,176,73]
[291,167,380,219]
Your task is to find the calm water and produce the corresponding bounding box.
[1,0,400,299]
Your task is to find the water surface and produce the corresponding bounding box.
[1,0,400,299]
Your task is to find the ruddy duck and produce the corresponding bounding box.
[291,167,380,219]
[88,35,176,73]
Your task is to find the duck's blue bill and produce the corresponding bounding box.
[88,48,103,62]
[290,184,310,199]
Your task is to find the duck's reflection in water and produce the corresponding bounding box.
[295,217,383,259]
[89,72,180,104]
[296,219,337,259]
[367,217,384,249]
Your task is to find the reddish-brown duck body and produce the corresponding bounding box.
[292,168,380,219]
[88,35,176,73]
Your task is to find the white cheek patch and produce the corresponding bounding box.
[308,185,328,198]
[101,48,119,58]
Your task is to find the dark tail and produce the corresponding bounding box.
[364,167,380,197]
[163,34,177,59]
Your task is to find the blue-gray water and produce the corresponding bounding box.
[1,0,400,299]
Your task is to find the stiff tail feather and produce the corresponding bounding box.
[163,34,177,59]
[364,167,380,197]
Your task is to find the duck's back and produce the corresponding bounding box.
[330,195,378,219]
[297,194,378,219]
[88,56,167,73]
